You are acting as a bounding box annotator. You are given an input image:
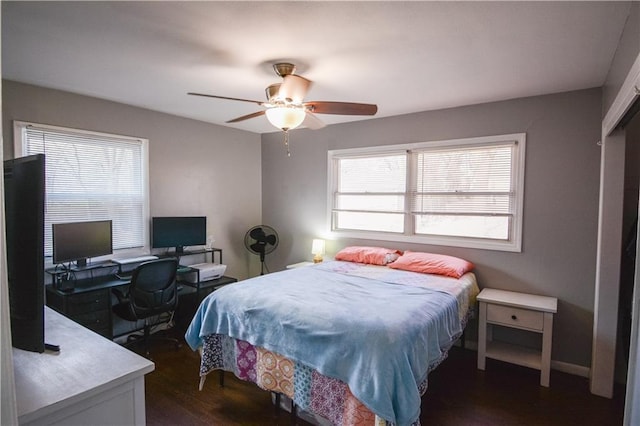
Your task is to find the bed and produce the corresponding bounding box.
[185,254,479,426]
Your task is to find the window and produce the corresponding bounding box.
[14,121,150,259]
[328,134,526,252]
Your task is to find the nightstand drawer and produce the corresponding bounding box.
[486,304,544,331]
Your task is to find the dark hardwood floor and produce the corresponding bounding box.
[421,348,625,425]
[142,334,625,425]
[143,333,309,426]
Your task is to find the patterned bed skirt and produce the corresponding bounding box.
[196,309,474,426]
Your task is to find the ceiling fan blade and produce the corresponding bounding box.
[226,110,266,123]
[279,75,311,103]
[302,112,326,130]
[188,92,265,106]
[304,101,377,116]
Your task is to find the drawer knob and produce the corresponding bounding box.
[511,315,517,320]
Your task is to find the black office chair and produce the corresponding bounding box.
[112,258,181,356]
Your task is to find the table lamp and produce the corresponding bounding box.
[311,239,325,263]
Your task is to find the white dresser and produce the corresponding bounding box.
[13,307,155,425]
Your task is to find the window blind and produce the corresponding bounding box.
[19,123,147,257]
[328,134,525,252]
[411,143,515,240]
[333,152,407,233]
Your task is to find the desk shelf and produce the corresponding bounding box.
[161,248,226,289]
[157,247,223,264]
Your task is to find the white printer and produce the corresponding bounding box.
[184,263,227,284]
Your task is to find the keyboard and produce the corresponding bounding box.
[112,255,158,265]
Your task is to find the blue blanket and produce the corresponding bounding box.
[185,264,461,425]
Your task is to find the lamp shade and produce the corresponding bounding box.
[311,239,325,255]
[311,239,325,263]
[265,107,306,130]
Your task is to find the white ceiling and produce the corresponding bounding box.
[1,1,633,134]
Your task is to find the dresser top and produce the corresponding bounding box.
[477,288,558,313]
[12,307,155,423]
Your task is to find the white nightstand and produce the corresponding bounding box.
[477,288,558,387]
[286,261,315,269]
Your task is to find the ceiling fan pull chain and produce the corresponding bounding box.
[284,130,291,157]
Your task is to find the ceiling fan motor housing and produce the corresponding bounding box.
[273,62,296,77]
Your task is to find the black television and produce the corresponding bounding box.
[4,154,46,353]
[52,220,113,268]
[152,216,206,253]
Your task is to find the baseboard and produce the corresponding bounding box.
[456,339,590,378]
[551,359,590,378]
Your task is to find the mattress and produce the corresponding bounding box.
[185,260,479,425]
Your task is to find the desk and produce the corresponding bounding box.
[174,276,237,331]
[46,275,237,339]
[46,276,128,339]
[13,307,154,425]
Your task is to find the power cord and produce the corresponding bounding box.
[53,262,76,291]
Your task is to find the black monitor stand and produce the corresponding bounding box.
[69,259,113,272]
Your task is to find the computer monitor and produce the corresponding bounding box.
[52,220,113,268]
[152,216,206,253]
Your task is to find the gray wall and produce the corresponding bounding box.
[262,88,602,369]
[603,1,639,115]
[2,80,262,280]
[0,79,606,368]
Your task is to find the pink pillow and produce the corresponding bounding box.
[388,251,474,278]
[335,246,401,265]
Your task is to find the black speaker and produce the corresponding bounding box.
[4,154,46,353]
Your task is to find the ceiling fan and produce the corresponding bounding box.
[188,63,378,155]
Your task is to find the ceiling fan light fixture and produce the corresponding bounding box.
[265,106,306,131]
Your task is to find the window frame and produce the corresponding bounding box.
[13,120,151,263]
[327,133,526,252]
